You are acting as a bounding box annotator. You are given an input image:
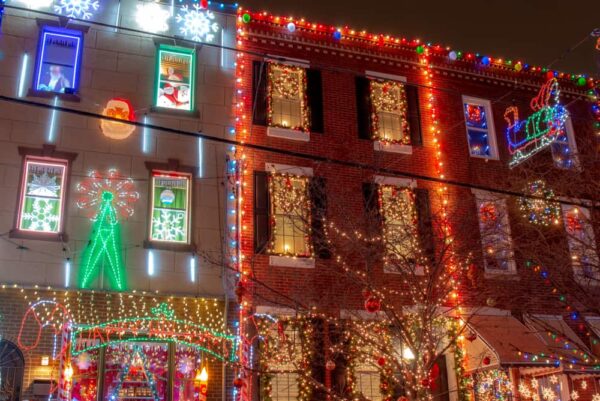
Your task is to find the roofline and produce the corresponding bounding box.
[238,8,598,87]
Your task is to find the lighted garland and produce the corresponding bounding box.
[370,80,411,145]
[267,63,310,131]
[519,180,561,226]
[268,173,313,257]
[377,185,421,269]
[254,315,315,401]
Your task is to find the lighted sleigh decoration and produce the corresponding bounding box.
[505,78,569,168]
[17,300,237,401]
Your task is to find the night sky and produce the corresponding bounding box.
[240,0,600,76]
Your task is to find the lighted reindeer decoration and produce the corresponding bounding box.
[505,78,569,168]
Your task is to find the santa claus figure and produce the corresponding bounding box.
[157,83,191,110]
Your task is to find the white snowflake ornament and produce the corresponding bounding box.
[152,210,185,241]
[22,199,60,232]
[136,2,170,33]
[571,390,580,401]
[593,394,600,401]
[175,4,219,43]
[54,0,99,20]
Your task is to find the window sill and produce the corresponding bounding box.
[484,271,519,280]
[150,106,200,119]
[269,255,315,268]
[9,228,68,242]
[374,141,412,154]
[28,89,81,102]
[143,240,194,253]
[267,126,310,142]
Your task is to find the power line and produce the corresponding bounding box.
[0,93,596,208]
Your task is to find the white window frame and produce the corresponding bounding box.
[473,190,516,275]
[561,204,599,283]
[266,163,315,268]
[462,96,499,160]
[551,117,580,170]
[266,57,311,142]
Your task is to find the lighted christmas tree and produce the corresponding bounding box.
[77,169,139,290]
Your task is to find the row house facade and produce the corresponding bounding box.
[0,1,239,401]
[233,7,600,401]
[1,2,600,401]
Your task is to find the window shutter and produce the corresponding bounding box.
[310,318,327,401]
[414,188,434,258]
[356,76,373,140]
[405,84,422,146]
[252,60,268,126]
[430,355,450,401]
[362,182,382,233]
[309,176,330,259]
[254,171,270,253]
[307,68,324,133]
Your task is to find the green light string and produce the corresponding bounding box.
[78,191,127,290]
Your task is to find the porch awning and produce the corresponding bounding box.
[464,314,555,372]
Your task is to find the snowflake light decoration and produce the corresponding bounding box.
[28,172,60,197]
[22,199,60,232]
[77,169,139,219]
[542,386,558,401]
[152,210,185,241]
[571,390,580,401]
[592,394,600,401]
[53,0,99,20]
[581,381,588,390]
[548,375,558,384]
[175,4,219,43]
[136,2,170,34]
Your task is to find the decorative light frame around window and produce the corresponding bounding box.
[153,44,196,112]
[561,204,599,282]
[267,62,309,132]
[377,184,419,271]
[462,96,499,159]
[268,172,313,257]
[148,170,193,246]
[370,79,410,145]
[474,193,516,274]
[32,25,84,96]
[13,155,70,240]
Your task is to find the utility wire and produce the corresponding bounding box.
[0,93,596,208]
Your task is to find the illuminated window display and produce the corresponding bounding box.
[16,157,67,234]
[149,171,192,244]
[154,45,196,111]
[33,26,83,94]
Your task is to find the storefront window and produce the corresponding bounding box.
[173,346,203,401]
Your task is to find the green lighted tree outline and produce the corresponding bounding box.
[76,169,139,291]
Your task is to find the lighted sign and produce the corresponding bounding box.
[100,98,136,140]
[17,158,67,234]
[505,78,568,168]
[149,171,191,244]
[154,45,196,111]
[33,26,83,94]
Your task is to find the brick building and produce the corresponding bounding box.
[233,7,600,401]
[0,1,238,401]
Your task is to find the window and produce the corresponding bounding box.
[149,171,192,244]
[33,26,84,95]
[551,118,578,169]
[269,173,312,257]
[370,80,410,144]
[356,75,422,148]
[475,194,515,273]
[267,63,309,131]
[462,96,498,159]
[562,205,599,281]
[154,44,196,111]
[378,185,418,268]
[15,157,68,236]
